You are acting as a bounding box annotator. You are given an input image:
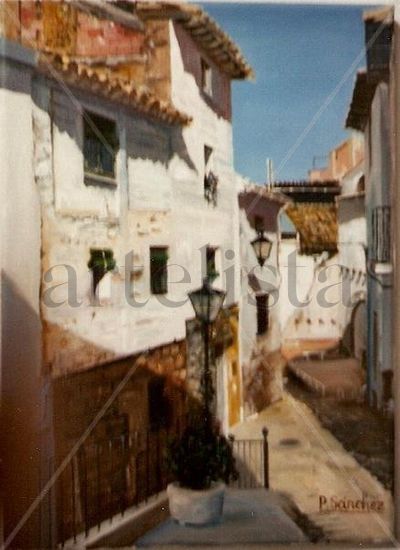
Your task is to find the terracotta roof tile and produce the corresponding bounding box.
[136,1,254,79]
[285,203,338,255]
[345,70,378,132]
[39,53,192,126]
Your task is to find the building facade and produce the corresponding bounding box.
[0,1,252,545]
[237,178,286,415]
[346,7,393,410]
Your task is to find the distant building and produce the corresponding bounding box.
[346,6,393,411]
[237,178,287,415]
[309,134,364,183]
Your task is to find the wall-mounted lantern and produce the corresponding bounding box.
[251,232,272,267]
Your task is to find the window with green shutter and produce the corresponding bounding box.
[150,247,168,295]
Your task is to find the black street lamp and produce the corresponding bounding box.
[251,231,273,267]
[188,278,226,425]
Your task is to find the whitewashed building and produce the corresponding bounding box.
[237,178,286,414]
[346,7,393,410]
[0,1,253,545]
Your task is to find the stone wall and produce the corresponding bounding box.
[53,339,187,458]
[52,339,188,539]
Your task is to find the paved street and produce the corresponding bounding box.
[231,394,394,545]
[135,489,306,547]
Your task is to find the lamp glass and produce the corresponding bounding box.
[188,280,226,323]
[251,233,272,266]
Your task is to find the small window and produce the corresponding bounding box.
[256,293,269,336]
[150,247,168,295]
[88,249,116,298]
[206,246,219,282]
[83,111,118,180]
[201,59,212,96]
[204,145,213,169]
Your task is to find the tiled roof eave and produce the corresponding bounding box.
[136,2,254,80]
[346,69,388,131]
[38,54,192,127]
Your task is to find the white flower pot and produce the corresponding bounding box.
[167,481,225,526]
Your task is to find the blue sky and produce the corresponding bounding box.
[201,2,369,182]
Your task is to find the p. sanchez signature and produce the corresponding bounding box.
[319,495,384,513]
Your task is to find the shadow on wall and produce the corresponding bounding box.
[44,314,256,546]
[243,349,285,415]
[341,298,366,360]
[1,272,44,548]
[32,88,198,175]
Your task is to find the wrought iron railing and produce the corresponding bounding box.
[371,206,391,263]
[53,418,185,547]
[204,171,218,206]
[84,136,115,179]
[44,422,269,547]
[229,427,269,489]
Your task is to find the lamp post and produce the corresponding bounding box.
[251,231,273,267]
[188,278,226,426]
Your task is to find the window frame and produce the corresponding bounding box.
[82,109,119,186]
[88,248,116,302]
[206,246,219,282]
[150,246,169,295]
[201,58,213,97]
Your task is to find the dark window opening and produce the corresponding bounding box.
[206,246,218,282]
[88,248,116,296]
[382,370,393,403]
[201,59,212,96]
[148,377,170,430]
[83,111,118,180]
[150,247,168,295]
[204,145,213,167]
[256,293,269,336]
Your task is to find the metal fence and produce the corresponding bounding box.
[54,419,185,547]
[49,422,268,546]
[229,427,269,489]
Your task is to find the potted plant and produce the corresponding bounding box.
[166,419,238,526]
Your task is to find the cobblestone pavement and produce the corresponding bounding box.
[287,376,394,491]
[232,394,395,546]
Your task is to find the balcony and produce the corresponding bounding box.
[371,206,392,274]
[204,171,218,206]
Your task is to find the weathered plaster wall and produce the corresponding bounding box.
[365,81,392,407]
[239,210,282,415]
[278,240,315,338]
[239,209,281,365]
[173,21,231,120]
[283,254,352,341]
[33,15,240,432]
[0,42,44,547]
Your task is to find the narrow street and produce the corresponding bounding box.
[232,392,394,545]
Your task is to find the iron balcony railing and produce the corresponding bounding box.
[44,422,269,547]
[52,417,185,547]
[371,206,391,263]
